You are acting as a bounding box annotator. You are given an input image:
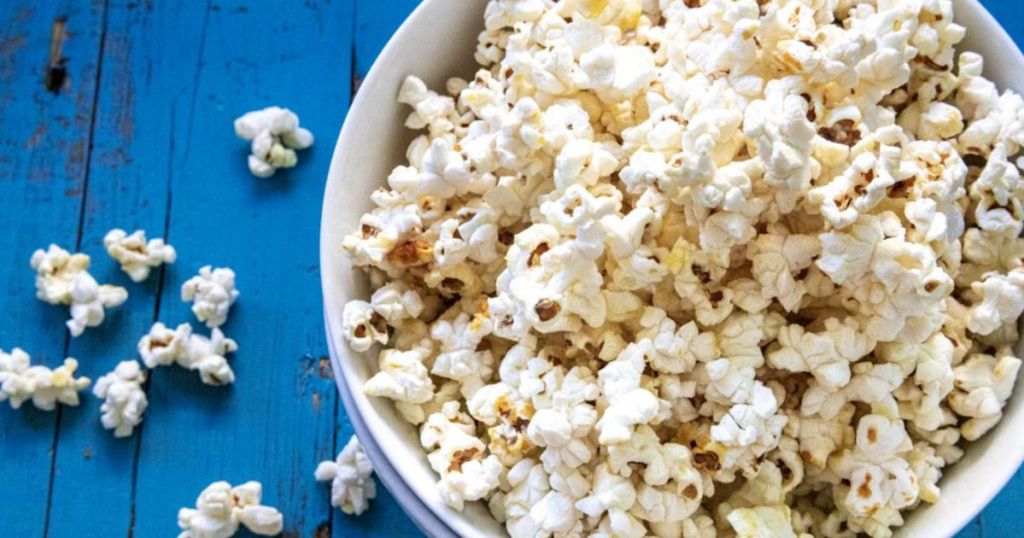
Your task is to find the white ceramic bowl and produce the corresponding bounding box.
[321,2,1024,536]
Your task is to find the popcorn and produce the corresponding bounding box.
[341,1,1024,535]
[0,350,90,411]
[832,415,919,521]
[596,343,663,445]
[30,244,128,336]
[93,360,147,437]
[967,269,1024,336]
[364,347,435,405]
[768,318,873,392]
[342,300,388,352]
[177,480,283,537]
[727,505,801,538]
[181,266,239,329]
[234,106,313,178]
[138,322,193,368]
[184,328,239,386]
[103,228,176,282]
[315,435,377,515]
[949,351,1022,440]
[138,322,237,386]
[30,244,91,304]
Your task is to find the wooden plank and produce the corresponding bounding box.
[0,1,106,536]
[44,1,211,536]
[128,1,357,536]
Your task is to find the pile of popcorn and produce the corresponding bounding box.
[339,0,1024,536]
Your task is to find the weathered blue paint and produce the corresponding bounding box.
[0,1,1022,537]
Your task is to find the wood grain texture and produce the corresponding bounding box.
[125,0,353,536]
[0,1,106,536]
[46,0,206,536]
[1,0,1023,537]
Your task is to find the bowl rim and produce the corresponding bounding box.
[320,1,1024,536]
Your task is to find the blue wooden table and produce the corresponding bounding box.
[0,1,1020,537]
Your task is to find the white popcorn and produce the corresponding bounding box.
[0,350,90,411]
[103,228,176,282]
[526,367,599,470]
[181,266,239,329]
[66,272,129,337]
[438,454,503,511]
[768,318,874,392]
[183,328,239,386]
[949,351,1022,440]
[967,269,1024,336]
[340,1,1024,535]
[234,106,313,178]
[138,323,237,386]
[831,415,919,522]
[315,435,377,516]
[139,322,193,368]
[177,480,283,538]
[30,244,128,336]
[342,300,388,352]
[30,243,91,304]
[364,347,434,404]
[727,505,800,538]
[596,343,663,445]
[93,360,148,437]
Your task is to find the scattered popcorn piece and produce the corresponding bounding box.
[66,272,128,337]
[234,106,313,178]
[177,480,283,538]
[30,244,91,304]
[181,266,239,328]
[138,322,194,368]
[315,435,377,516]
[0,349,89,411]
[30,244,128,336]
[138,322,237,386]
[93,360,148,437]
[104,228,176,282]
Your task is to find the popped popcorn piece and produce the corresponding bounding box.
[949,351,1022,440]
[103,228,176,282]
[315,435,377,516]
[342,300,388,352]
[138,322,193,368]
[0,350,90,411]
[596,342,663,445]
[831,415,919,524]
[30,244,90,304]
[93,360,148,437]
[234,106,314,178]
[967,269,1024,336]
[66,272,129,337]
[183,328,238,386]
[177,480,283,538]
[181,266,239,329]
[30,244,128,336]
[727,505,800,538]
[364,347,435,404]
[138,322,237,386]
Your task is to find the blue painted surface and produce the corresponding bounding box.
[0,1,1020,537]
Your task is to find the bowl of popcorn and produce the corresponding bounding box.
[321,0,1024,536]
